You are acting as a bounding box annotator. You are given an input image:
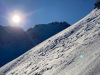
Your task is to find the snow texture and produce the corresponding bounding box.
[1,8,100,75]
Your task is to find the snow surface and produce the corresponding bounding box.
[1,8,100,75]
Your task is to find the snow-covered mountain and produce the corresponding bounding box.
[0,26,35,67]
[1,3,100,75]
[27,22,70,44]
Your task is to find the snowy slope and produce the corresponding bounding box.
[27,22,70,44]
[1,8,100,75]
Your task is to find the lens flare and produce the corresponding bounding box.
[80,55,83,58]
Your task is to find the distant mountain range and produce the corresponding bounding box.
[27,22,70,44]
[0,22,70,67]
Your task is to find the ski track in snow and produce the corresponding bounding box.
[1,9,100,75]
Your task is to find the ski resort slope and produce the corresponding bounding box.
[1,8,100,75]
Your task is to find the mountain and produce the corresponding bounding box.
[0,22,70,68]
[27,22,70,44]
[0,2,100,75]
[0,26,35,67]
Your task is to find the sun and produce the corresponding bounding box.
[12,15,21,23]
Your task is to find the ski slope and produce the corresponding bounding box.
[1,8,100,75]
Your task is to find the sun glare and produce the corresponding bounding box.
[12,15,21,23]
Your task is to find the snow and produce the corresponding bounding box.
[1,8,100,75]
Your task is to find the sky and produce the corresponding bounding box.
[0,0,96,30]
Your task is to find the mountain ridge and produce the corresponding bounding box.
[27,21,70,44]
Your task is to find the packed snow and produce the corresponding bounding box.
[1,7,100,75]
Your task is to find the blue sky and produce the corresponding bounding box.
[0,0,96,30]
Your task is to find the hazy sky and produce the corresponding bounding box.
[0,0,96,30]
